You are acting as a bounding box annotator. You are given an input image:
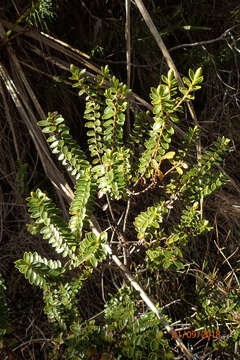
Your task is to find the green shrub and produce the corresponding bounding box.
[15,65,234,358]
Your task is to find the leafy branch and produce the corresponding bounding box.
[14,65,232,359]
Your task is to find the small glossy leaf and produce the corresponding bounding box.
[161,151,175,160]
[42,126,56,133]
[102,111,114,120]
[38,120,50,126]
[176,167,183,175]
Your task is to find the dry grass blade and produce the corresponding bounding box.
[0,81,19,159]
[134,0,181,82]
[40,31,90,59]
[0,18,103,75]
[0,24,74,203]
[125,0,131,133]
[214,239,240,287]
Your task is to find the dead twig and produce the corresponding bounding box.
[169,25,239,52]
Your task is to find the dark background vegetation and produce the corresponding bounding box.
[0,0,240,359]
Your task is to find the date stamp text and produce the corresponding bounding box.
[172,330,221,339]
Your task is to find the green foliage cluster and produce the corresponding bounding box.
[11,65,236,358]
[64,287,173,360]
[25,0,57,29]
[16,186,107,331]
[192,287,240,354]
[70,65,132,200]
